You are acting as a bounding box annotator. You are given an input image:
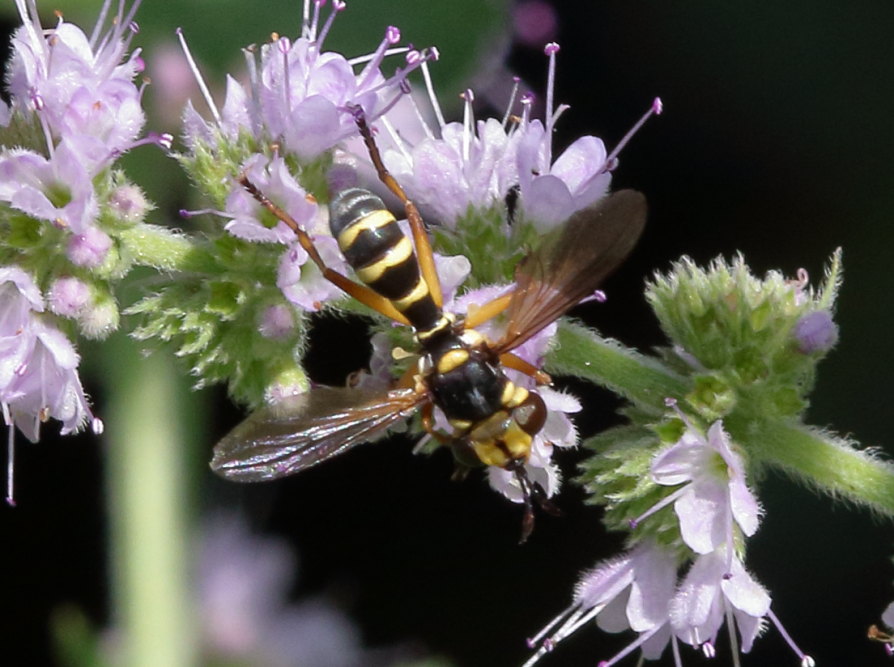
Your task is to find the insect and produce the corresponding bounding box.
[211,105,646,541]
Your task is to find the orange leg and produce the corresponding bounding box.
[463,292,513,329]
[499,353,552,386]
[239,176,411,326]
[349,105,443,308]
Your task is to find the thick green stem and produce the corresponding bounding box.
[118,224,216,273]
[743,419,894,517]
[104,334,199,667]
[547,320,690,412]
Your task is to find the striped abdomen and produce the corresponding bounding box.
[329,188,441,332]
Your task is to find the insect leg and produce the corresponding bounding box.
[348,104,443,308]
[462,292,513,329]
[240,175,411,325]
[498,353,552,386]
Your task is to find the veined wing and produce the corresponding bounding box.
[493,190,646,355]
[211,386,426,482]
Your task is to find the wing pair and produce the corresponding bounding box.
[211,190,647,482]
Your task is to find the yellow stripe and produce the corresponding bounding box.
[393,278,430,311]
[336,209,395,253]
[437,349,470,374]
[503,384,529,409]
[355,236,414,283]
[448,418,472,431]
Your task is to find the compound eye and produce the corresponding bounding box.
[514,393,547,435]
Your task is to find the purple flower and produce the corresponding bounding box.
[0,267,95,444]
[669,548,769,654]
[794,309,838,354]
[524,541,679,667]
[197,513,363,666]
[515,118,611,230]
[47,277,91,318]
[7,1,147,165]
[384,112,522,225]
[224,154,317,244]
[644,417,761,555]
[180,4,433,160]
[0,142,99,234]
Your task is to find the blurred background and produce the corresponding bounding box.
[3,0,894,665]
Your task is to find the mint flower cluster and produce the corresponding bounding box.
[0,0,172,501]
[3,2,894,665]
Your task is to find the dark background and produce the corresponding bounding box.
[4,1,894,665]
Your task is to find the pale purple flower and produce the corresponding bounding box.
[224,154,317,244]
[524,541,679,667]
[513,0,559,47]
[107,183,150,225]
[645,418,761,555]
[0,267,95,444]
[7,1,147,165]
[794,309,838,354]
[276,235,348,312]
[179,2,433,160]
[67,225,113,268]
[47,277,91,318]
[384,112,522,225]
[0,143,99,234]
[196,513,363,666]
[670,548,768,653]
[515,118,611,230]
[0,267,45,391]
[883,601,894,630]
[3,320,93,442]
[670,548,815,665]
[258,304,295,340]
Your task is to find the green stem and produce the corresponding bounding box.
[118,224,216,273]
[746,419,894,517]
[547,320,690,412]
[103,334,200,667]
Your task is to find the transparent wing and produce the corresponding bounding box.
[493,190,647,355]
[211,386,426,482]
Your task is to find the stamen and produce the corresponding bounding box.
[316,0,346,47]
[302,0,312,39]
[278,36,293,115]
[179,207,231,220]
[90,0,114,47]
[461,89,474,163]
[419,49,446,130]
[347,45,409,67]
[596,623,664,667]
[308,0,324,42]
[520,92,534,125]
[379,115,414,162]
[15,0,44,63]
[526,601,581,648]
[767,609,814,666]
[671,636,683,667]
[663,397,698,432]
[5,417,15,507]
[404,90,435,140]
[501,76,521,128]
[603,96,663,172]
[725,604,742,667]
[629,484,688,528]
[543,42,560,165]
[700,640,716,658]
[176,27,221,125]
[357,25,402,91]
